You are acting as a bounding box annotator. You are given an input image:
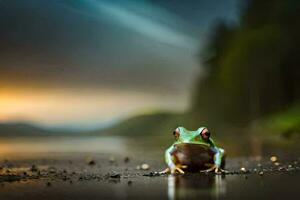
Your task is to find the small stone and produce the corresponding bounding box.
[109,156,115,163]
[258,171,264,176]
[110,172,121,178]
[278,167,285,171]
[293,161,298,165]
[30,165,38,172]
[141,164,150,170]
[257,163,262,167]
[136,165,141,170]
[124,157,130,163]
[86,157,96,165]
[270,156,278,162]
[48,167,57,174]
[274,162,280,166]
[288,164,292,168]
[240,167,246,172]
[88,160,95,165]
[143,171,160,177]
[127,180,132,186]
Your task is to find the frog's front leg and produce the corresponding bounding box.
[202,147,226,173]
[160,145,186,174]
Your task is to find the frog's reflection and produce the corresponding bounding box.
[168,174,226,200]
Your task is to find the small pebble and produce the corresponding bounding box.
[258,171,264,176]
[109,156,115,163]
[127,180,132,186]
[124,157,130,163]
[143,171,160,177]
[293,161,298,165]
[278,167,285,171]
[240,167,246,172]
[88,160,95,165]
[86,157,96,165]
[110,172,121,178]
[270,156,278,162]
[141,164,150,170]
[274,162,280,166]
[30,165,38,172]
[48,167,57,174]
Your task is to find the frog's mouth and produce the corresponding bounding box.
[172,143,215,171]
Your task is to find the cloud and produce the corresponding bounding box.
[0,87,189,130]
[94,1,199,50]
[0,0,239,129]
[77,0,199,51]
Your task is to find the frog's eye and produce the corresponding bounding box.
[173,128,180,139]
[200,128,211,139]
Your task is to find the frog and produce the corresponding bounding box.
[160,127,226,174]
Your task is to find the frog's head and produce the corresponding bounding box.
[173,126,210,143]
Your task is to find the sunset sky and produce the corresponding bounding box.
[0,0,239,130]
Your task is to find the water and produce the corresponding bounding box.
[0,136,129,156]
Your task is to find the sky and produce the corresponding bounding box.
[0,0,240,130]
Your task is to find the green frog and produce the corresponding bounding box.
[160,127,226,174]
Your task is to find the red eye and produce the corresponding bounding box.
[173,128,180,138]
[204,131,211,137]
[200,128,210,138]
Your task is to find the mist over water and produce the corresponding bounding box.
[0,136,128,156]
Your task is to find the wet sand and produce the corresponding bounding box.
[0,151,300,200]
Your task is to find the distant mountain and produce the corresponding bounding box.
[0,122,69,136]
[88,112,182,137]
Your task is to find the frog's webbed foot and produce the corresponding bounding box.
[160,165,187,175]
[200,165,216,173]
[200,165,227,174]
[214,167,228,174]
[171,164,186,174]
[159,168,170,174]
